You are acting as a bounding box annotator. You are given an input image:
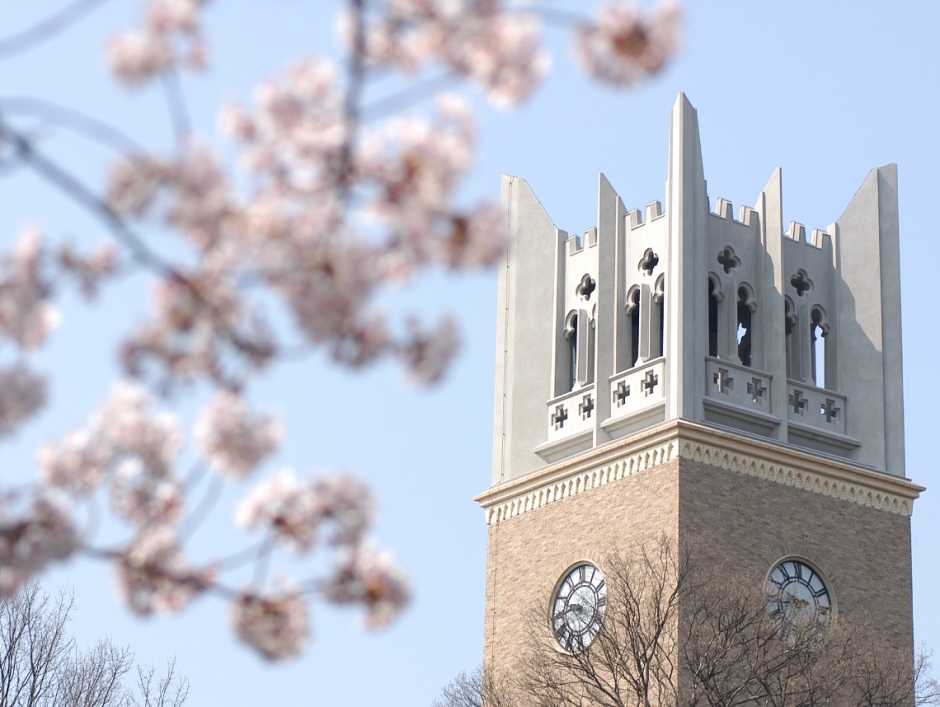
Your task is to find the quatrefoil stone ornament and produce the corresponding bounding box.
[639,250,660,275]
[576,274,596,300]
[717,246,739,274]
[790,271,812,297]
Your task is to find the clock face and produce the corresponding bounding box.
[551,563,607,652]
[766,559,831,627]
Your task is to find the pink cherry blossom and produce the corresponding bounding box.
[38,429,110,497]
[194,392,284,480]
[106,155,166,217]
[107,31,173,86]
[230,586,308,661]
[93,383,183,479]
[110,459,185,525]
[360,2,547,105]
[401,316,460,386]
[57,242,120,299]
[236,469,319,552]
[575,1,682,87]
[165,145,235,252]
[237,471,375,551]
[0,226,59,351]
[324,543,411,630]
[0,495,78,596]
[42,383,184,521]
[114,525,215,615]
[108,0,211,86]
[311,475,374,547]
[145,0,201,35]
[450,11,549,107]
[0,364,47,438]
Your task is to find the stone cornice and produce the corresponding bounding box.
[474,419,925,525]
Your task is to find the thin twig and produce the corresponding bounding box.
[338,0,367,199]
[360,72,456,120]
[159,71,193,145]
[215,541,270,570]
[526,4,588,27]
[0,96,146,153]
[252,537,275,587]
[0,0,114,60]
[182,460,208,493]
[178,476,224,541]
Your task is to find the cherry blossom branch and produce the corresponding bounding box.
[159,71,193,144]
[215,541,269,571]
[177,475,223,541]
[0,0,114,60]
[0,118,177,277]
[361,71,456,120]
[525,5,590,27]
[0,0,682,664]
[339,0,367,198]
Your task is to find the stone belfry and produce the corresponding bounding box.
[476,94,923,669]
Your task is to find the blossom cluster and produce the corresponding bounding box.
[356,0,550,106]
[0,226,58,352]
[576,2,682,86]
[108,0,211,86]
[237,470,375,551]
[40,383,185,522]
[36,382,407,658]
[194,391,283,480]
[0,496,77,596]
[233,470,408,659]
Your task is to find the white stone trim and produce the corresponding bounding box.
[475,419,923,525]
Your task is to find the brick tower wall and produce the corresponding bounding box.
[678,457,913,653]
[482,455,914,675]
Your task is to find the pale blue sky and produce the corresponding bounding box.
[0,1,937,705]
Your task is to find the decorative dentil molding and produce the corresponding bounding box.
[475,420,923,526]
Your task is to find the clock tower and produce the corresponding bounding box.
[476,94,923,672]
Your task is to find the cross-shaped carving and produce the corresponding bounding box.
[579,395,594,420]
[789,390,807,415]
[790,271,812,297]
[717,247,739,274]
[613,381,630,407]
[641,370,659,396]
[713,368,733,394]
[639,250,660,275]
[576,273,596,300]
[551,404,568,430]
[747,378,767,404]
[820,399,840,423]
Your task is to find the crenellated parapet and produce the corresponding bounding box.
[493,93,906,483]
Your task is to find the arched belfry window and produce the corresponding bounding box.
[628,288,640,368]
[785,298,797,378]
[654,275,665,359]
[587,315,596,385]
[811,307,828,389]
[707,275,721,358]
[564,311,578,392]
[737,286,754,367]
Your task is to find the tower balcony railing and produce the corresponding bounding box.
[545,383,595,446]
[601,357,667,439]
[785,380,858,456]
[703,357,777,436]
